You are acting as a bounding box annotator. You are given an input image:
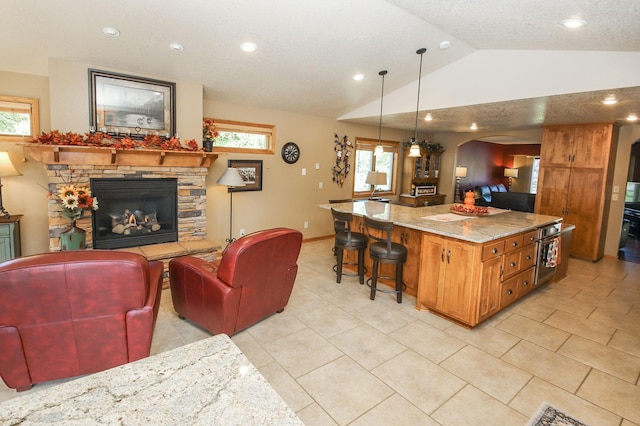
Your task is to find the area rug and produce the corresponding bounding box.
[527,402,589,426]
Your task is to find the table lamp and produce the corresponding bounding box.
[504,168,518,191]
[217,168,246,246]
[366,171,387,199]
[0,152,21,219]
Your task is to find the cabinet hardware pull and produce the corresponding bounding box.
[507,289,513,295]
[447,250,451,264]
[441,249,445,262]
[530,236,535,241]
[526,255,531,260]
[523,281,529,286]
[491,248,498,254]
[512,242,518,247]
[510,262,516,267]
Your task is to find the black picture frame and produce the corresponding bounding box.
[228,160,263,192]
[88,69,176,138]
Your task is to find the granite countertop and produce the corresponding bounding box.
[0,335,303,425]
[321,201,562,243]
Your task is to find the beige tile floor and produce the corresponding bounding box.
[2,238,639,425]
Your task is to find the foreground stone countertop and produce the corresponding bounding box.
[321,201,562,243]
[0,335,303,425]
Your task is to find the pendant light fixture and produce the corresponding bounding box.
[374,70,387,157]
[408,48,427,158]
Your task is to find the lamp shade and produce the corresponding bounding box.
[408,142,421,157]
[217,168,246,187]
[366,171,387,186]
[455,166,467,178]
[504,168,518,178]
[0,152,21,177]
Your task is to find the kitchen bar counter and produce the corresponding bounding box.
[0,335,303,425]
[322,201,561,243]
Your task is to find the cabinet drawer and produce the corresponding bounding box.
[504,234,524,253]
[500,275,519,309]
[0,224,10,237]
[521,245,537,270]
[503,250,521,279]
[518,268,536,297]
[523,230,538,246]
[482,240,504,260]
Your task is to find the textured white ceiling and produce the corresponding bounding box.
[1,0,639,134]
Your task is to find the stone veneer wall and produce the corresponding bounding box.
[46,163,209,252]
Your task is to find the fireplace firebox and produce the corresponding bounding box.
[91,178,178,249]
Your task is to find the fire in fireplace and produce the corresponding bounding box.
[90,178,178,249]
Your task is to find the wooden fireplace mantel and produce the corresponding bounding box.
[23,144,218,168]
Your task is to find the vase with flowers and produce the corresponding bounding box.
[202,119,218,152]
[56,183,99,250]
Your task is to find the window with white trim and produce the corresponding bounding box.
[0,96,39,142]
[207,118,275,154]
[353,138,399,197]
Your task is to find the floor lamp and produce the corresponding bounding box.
[454,166,467,203]
[0,152,21,219]
[217,168,246,247]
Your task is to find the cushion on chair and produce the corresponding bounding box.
[335,230,368,248]
[368,242,407,262]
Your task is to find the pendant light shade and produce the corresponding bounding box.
[408,48,427,158]
[375,70,387,156]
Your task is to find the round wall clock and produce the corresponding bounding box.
[281,141,300,164]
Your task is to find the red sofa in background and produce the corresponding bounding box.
[169,228,303,336]
[0,251,163,391]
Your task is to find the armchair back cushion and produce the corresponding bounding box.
[169,228,303,336]
[0,251,163,391]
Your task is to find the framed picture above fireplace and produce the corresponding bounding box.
[89,69,176,138]
[228,159,263,192]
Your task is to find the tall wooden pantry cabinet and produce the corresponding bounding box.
[534,123,618,261]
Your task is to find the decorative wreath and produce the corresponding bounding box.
[332,133,352,187]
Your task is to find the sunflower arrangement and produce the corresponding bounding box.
[56,184,99,225]
[202,119,219,141]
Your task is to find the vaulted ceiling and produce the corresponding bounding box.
[2,0,639,134]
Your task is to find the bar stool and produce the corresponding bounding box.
[363,215,407,303]
[331,208,368,284]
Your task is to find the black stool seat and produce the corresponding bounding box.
[364,215,407,303]
[331,208,368,284]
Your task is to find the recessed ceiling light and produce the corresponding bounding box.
[424,113,433,121]
[470,122,478,130]
[169,42,184,51]
[102,27,120,37]
[352,74,364,81]
[561,19,587,29]
[601,95,618,105]
[439,40,451,50]
[240,42,258,52]
[627,114,639,122]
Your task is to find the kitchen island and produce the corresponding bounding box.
[0,334,303,425]
[322,201,562,327]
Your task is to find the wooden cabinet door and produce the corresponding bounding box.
[572,124,613,169]
[390,226,422,295]
[478,255,502,323]
[439,238,477,324]
[566,168,605,260]
[417,235,445,310]
[535,166,571,216]
[540,126,575,167]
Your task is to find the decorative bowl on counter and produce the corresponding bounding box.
[449,204,490,216]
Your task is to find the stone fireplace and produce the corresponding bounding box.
[24,144,220,285]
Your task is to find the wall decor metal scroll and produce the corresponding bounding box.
[332,133,351,187]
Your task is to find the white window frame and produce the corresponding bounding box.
[208,118,275,154]
[0,95,40,142]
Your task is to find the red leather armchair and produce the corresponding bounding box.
[169,228,303,336]
[0,250,163,391]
